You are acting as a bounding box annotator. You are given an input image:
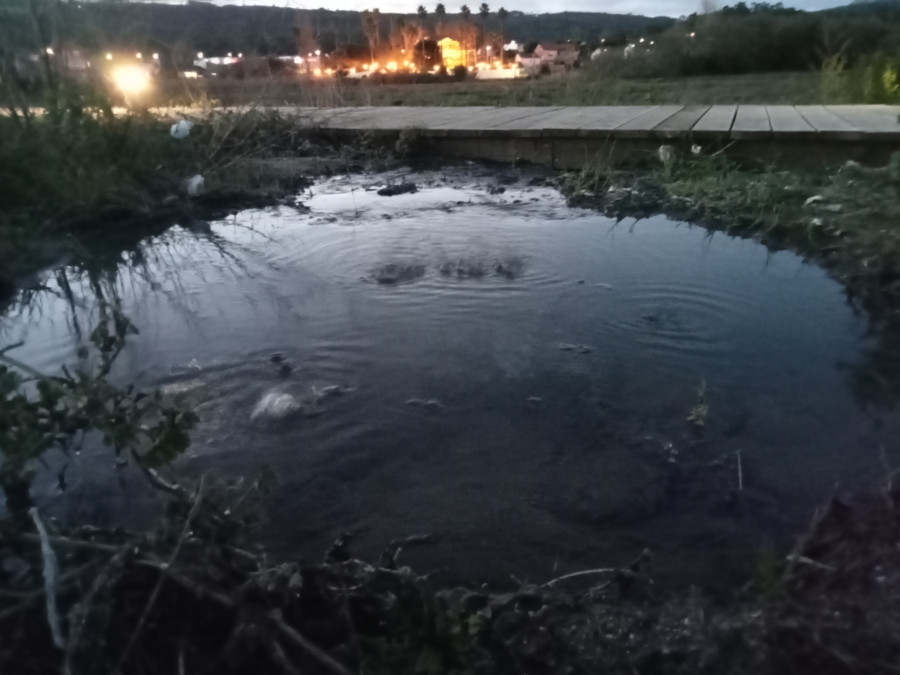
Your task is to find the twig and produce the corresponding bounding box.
[0,351,45,378]
[0,340,24,355]
[269,637,303,675]
[134,455,190,501]
[29,507,65,649]
[267,609,355,675]
[542,568,618,587]
[134,559,237,609]
[113,477,207,673]
[65,542,134,674]
[785,554,836,573]
[20,532,123,554]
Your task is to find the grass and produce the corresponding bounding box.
[157,70,833,108]
[0,100,354,296]
[562,152,900,337]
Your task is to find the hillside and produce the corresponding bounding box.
[22,2,674,56]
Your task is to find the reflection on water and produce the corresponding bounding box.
[5,166,900,588]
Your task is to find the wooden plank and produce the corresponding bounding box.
[494,106,653,136]
[691,105,737,135]
[730,105,771,139]
[794,106,863,140]
[651,105,710,138]
[483,106,566,129]
[826,105,900,138]
[429,106,556,130]
[486,106,573,131]
[766,106,815,136]
[614,106,683,137]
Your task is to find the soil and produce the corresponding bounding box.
[3,479,900,675]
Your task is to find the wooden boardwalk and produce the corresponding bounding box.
[296,104,900,167]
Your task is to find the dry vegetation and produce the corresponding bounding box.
[157,70,830,108]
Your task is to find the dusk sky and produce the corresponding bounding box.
[197,0,853,18]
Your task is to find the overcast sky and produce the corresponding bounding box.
[193,0,853,18]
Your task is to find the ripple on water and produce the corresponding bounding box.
[5,167,900,589]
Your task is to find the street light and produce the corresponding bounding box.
[136,52,142,59]
[106,52,113,60]
[197,52,204,59]
[152,53,159,60]
[315,49,321,56]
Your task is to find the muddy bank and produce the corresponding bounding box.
[561,153,900,338]
[3,479,900,675]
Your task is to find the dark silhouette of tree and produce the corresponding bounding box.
[403,22,422,51]
[373,8,381,51]
[418,4,428,35]
[479,2,490,58]
[460,4,471,66]
[362,9,378,61]
[435,3,446,36]
[497,6,508,64]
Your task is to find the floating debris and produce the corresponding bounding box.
[377,182,418,197]
[371,263,426,284]
[250,391,302,422]
[439,259,487,278]
[312,384,355,401]
[405,398,444,412]
[527,396,543,404]
[559,343,593,354]
[803,195,824,207]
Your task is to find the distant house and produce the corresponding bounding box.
[534,42,578,65]
[515,52,541,69]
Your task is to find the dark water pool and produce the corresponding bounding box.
[5,166,900,588]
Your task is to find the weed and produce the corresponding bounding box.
[686,378,709,427]
[0,299,197,513]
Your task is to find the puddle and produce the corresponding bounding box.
[4,166,900,588]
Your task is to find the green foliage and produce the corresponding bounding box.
[858,51,900,102]
[820,51,850,102]
[0,302,197,506]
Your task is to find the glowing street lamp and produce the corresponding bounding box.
[136,52,142,59]
[45,47,54,55]
[112,65,151,96]
[689,32,696,37]
[315,49,321,56]
[106,52,113,60]
[152,53,159,60]
[197,52,204,59]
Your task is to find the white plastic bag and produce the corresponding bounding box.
[170,119,194,139]
[185,174,204,195]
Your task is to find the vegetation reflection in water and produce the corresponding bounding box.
[4,169,900,592]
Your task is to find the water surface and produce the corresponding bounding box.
[5,167,900,587]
